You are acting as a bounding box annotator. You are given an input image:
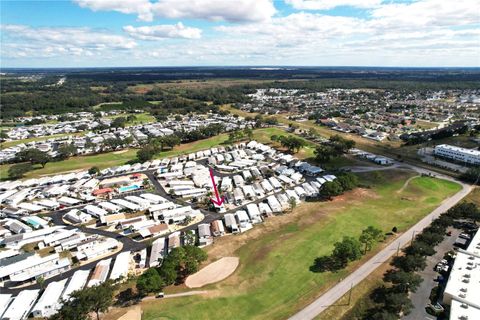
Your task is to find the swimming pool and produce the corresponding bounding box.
[118,184,140,193]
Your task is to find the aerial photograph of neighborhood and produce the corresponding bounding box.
[0,1,479,320]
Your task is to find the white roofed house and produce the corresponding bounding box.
[223,213,239,233]
[258,202,273,217]
[31,279,67,318]
[98,201,121,213]
[0,293,12,319]
[109,251,130,281]
[167,231,181,253]
[267,195,283,213]
[84,204,108,218]
[63,209,91,224]
[233,188,245,205]
[260,179,274,194]
[2,289,39,320]
[235,210,253,232]
[268,177,283,191]
[198,223,213,246]
[124,195,150,210]
[242,185,256,200]
[149,237,166,268]
[62,269,90,301]
[246,203,263,224]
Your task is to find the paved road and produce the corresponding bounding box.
[404,226,460,320]
[288,164,473,320]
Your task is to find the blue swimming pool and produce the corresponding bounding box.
[118,184,140,193]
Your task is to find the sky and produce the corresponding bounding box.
[1,0,479,68]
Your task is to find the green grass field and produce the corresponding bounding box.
[139,170,461,320]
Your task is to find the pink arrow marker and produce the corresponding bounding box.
[209,168,224,206]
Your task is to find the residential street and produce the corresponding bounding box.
[288,164,473,320]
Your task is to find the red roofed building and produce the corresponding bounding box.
[92,188,114,196]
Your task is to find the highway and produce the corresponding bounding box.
[288,163,473,320]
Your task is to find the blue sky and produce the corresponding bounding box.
[1,0,479,67]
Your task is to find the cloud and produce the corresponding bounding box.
[74,0,153,21]
[1,24,136,58]
[74,0,275,22]
[123,23,202,40]
[371,0,479,29]
[285,0,382,10]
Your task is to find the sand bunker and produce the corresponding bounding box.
[113,149,129,154]
[185,257,239,288]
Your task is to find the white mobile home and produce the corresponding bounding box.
[62,269,90,301]
[98,202,121,213]
[2,289,39,320]
[223,213,239,233]
[84,205,108,218]
[268,177,283,191]
[109,251,130,281]
[140,193,168,204]
[124,195,150,209]
[260,180,274,194]
[221,177,233,192]
[31,279,67,318]
[148,237,166,267]
[294,186,307,199]
[258,202,272,216]
[267,195,282,213]
[246,203,262,224]
[233,188,245,205]
[110,199,140,211]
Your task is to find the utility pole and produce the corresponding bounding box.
[396,241,400,256]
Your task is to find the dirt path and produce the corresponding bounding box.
[397,175,420,193]
[116,305,141,320]
[185,257,239,288]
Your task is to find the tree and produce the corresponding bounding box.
[8,162,33,179]
[332,236,363,265]
[84,280,116,320]
[391,254,426,272]
[383,269,423,293]
[57,144,78,160]
[359,226,384,254]
[136,268,165,296]
[460,167,480,185]
[336,173,359,191]
[288,197,297,211]
[54,280,115,320]
[314,145,336,163]
[244,128,254,140]
[111,117,127,128]
[310,255,344,273]
[36,276,46,289]
[16,148,51,167]
[320,180,344,199]
[403,241,436,257]
[137,145,155,162]
[88,166,100,175]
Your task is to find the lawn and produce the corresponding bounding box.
[139,170,461,320]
